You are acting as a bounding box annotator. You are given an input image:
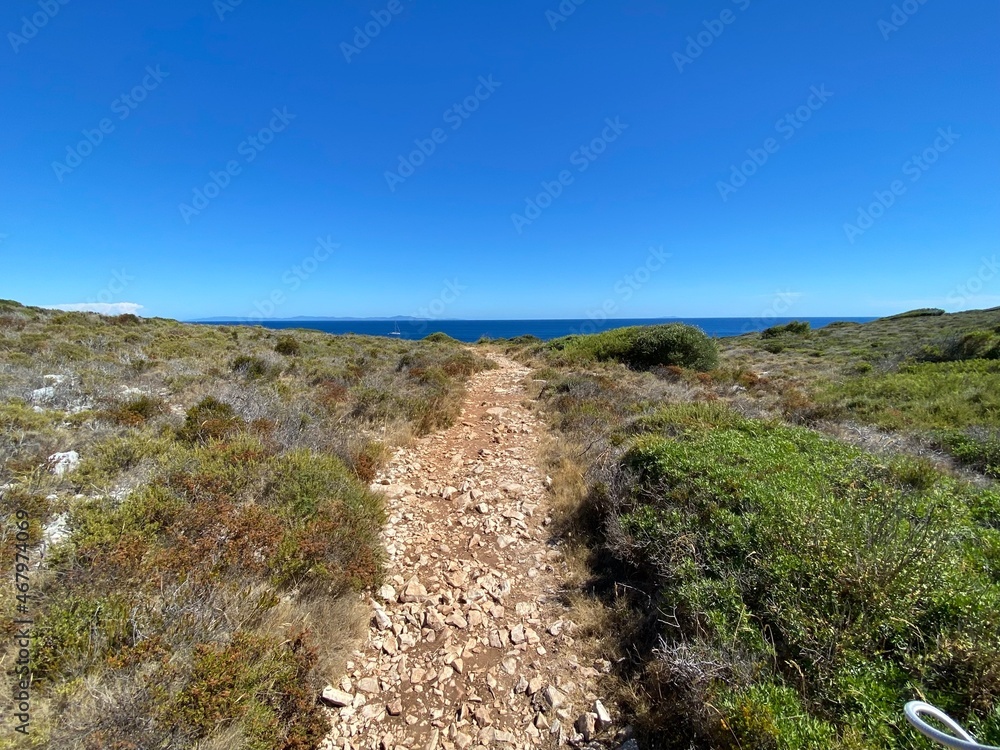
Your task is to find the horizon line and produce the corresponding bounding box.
[187,314,877,323]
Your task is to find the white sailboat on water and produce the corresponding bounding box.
[389,322,402,336]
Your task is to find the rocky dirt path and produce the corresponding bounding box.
[320,353,618,750]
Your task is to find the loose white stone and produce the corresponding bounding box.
[321,686,353,707]
[48,451,80,476]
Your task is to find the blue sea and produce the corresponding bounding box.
[199,317,874,343]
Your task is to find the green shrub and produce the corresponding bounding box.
[504,334,541,346]
[231,354,275,379]
[938,429,1000,478]
[102,395,166,426]
[274,335,301,356]
[423,332,459,343]
[549,324,718,371]
[915,330,1000,363]
[626,326,719,370]
[819,360,1000,435]
[264,450,384,588]
[109,313,142,326]
[716,682,840,749]
[34,593,138,682]
[74,432,165,487]
[951,330,1000,361]
[178,397,244,443]
[630,400,747,434]
[606,405,1000,748]
[0,487,51,553]
[885,308,946,319]
[0,400,57,431]
[168,631,327,749]
[761,320,811,338]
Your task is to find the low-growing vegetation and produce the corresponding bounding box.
[819,359,1000,478]
[8,299,1000,749]
[761,320,811,338]
[818,359,1000,433]
[0,301,492,749]
[541,323,719,371]
[916,328,1000,363]
[886,308,946,319]
[730,307,1000,367]
[612,406,1000,748]
[503,309,1000,749]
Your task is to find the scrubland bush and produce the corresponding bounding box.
[109,313,142,326]
[0,315,27,333]
[232,354,278,379]
[918,329,1000,362]
[547,324,718,371]
[313,378,349,412]
[887,308,946,319]
[33,429,383,747]
[938,427,1000,479]
[275,335,302,356]
[761,320,810,338]
[101,394,166,425]
[423,332,459,343]
[349,440,389,483]
[73,432,167,489]
[603,405,1000,748]
[819,359,1000,473]
[534,313,1000,749]
[178,397,244,443]
[503,334,541,348]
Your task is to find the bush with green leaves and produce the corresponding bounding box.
[886,308,946,319]
[36,430,384,747]
[938,428,1000,479]
[820,359,1000,474]
[109,313,143,326]
[178,397,245,443]
[102,394,166,425]
[761,320,811,338]
[603,404,1000,749]
[423,332,459,343]
[547,324,718,371]
[232,354,277,379]
[275,335,302,356]
[919,329,1000,362]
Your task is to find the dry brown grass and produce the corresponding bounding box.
[538,435,588,530]
[199,724,250,750]
[535,431,654,733]
[257,590,368,682]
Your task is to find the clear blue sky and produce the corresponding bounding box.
[2,0,997,320]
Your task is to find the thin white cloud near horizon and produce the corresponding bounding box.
[44,302,145,316]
